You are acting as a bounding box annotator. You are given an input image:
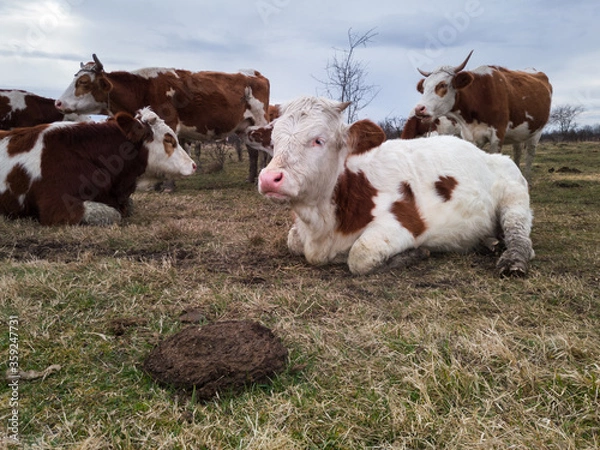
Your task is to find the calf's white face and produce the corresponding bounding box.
[131,108,197,178]
[258,98,350,203]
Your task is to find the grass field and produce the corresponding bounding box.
[1,141,599,449]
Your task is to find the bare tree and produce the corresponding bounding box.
[378,116,406,139]
[316,28,380,123]
[550,104,585,135]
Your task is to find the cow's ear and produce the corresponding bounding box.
[417,79,425,93]
[336,101,352,113]
[347,119,386,155]
[97,75,113,93]
[115,112,149,142]
[453,72,474,90]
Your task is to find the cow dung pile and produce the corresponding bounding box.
[143,320,288,401]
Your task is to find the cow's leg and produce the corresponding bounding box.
[512,143,522,169]
[82,201,122,226]
[495,184,534,277]
[287,224,305,256]
[523,134,540,183]
[348,221,416,275]
[246,144,259,183]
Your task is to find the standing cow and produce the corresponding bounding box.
[411,51,552,180]
[54,54,270,183]
[1,89,88,129]
[258,97,534,277]
[0,107,196,225]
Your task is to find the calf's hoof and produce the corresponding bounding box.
[496,256,529,278]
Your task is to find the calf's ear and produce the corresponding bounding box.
[336,101,352,113]
[347,119,386,155]
[115,112,150,142]
[417,79,425,93]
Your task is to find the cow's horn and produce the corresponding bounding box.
[417,68,432,77]
[92,54,104,72]
[452,50,474,73]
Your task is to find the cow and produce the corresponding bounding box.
[257,97,534,277]
[245,104,282,157]
[0,89,88,129]
[0,107,196,226]
[400,114,461,139]
[54,54,270,183]
[411,50,552,180]
[400,113,530,170]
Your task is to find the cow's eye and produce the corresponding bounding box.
[312,138,325,147]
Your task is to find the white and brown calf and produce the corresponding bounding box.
[258,96,534,276]
[0,107,196,226]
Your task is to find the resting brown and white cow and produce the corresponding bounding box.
[0,89,88,129]
[0,107,196,226]
[400,114,460,139]
[55,54,270,182]
[258,97,534,276]
[412,51,552,180]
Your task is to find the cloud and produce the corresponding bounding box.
[0,0,598,126]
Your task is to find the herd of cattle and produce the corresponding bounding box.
[0,51,552,276]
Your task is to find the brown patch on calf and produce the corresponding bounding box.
[347,120,386,155]
[7,125,47,155]
[434,175,458,202]
[0,165,32,219]
[334,169,377,235]
[391,182,426,237]
[6,165,31,196]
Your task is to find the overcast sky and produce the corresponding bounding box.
[1,0,599,127]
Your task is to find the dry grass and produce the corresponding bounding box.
[1,142,599,449]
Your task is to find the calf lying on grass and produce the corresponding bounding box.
[258,97,534,276]
[0,108,196,225]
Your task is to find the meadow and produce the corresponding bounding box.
[1,141,599,449]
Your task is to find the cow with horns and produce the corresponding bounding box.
[411,50,552,180]
[257,96,534,277]
[55,54,271,183]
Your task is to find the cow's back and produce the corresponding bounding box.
[500,68,552,138]
[140,69,270,139]
[454,67,552,142]
[347,136,525,250]
[0,90,64,129]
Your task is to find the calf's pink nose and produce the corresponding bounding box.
[259,170,284,192]
[415,104,427,116]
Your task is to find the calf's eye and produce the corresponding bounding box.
[312,138,325,147]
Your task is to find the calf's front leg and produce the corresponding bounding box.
[347,222,418,275]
